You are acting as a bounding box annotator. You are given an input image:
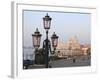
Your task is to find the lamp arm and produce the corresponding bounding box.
[48,40,52,54]
[43,40,46,50]
[43,40,45,49]
[42,39,56,54]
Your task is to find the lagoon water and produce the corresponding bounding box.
[23,47,35,60]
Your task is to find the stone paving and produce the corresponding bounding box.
[27,55,90,69]
[49,56,90,68]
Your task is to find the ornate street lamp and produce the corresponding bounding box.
[32,28,42,49]
[32,28,42,64]
[32,13,59,68]
[43,13,52,30]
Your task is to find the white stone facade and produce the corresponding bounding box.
[56,36,90,58]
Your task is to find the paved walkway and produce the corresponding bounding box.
[49,56,91,68]
[28,64,46,69]
[27,56,90,69]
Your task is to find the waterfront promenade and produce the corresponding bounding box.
[26,55,90,69]
[49,56,90,68]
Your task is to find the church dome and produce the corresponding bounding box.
[57,36,81,50]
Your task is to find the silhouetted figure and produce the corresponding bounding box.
[73,58,76,63]
[49,65,52,68]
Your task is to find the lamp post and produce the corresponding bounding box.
[32,13,59,68]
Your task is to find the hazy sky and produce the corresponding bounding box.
[23,10,91,47]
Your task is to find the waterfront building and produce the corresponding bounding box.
[55,36,90,58]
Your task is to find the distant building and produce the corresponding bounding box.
[66,36,81,50]
[81,44,91,55]
[57,36,81,50]
[55,36,90,58]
